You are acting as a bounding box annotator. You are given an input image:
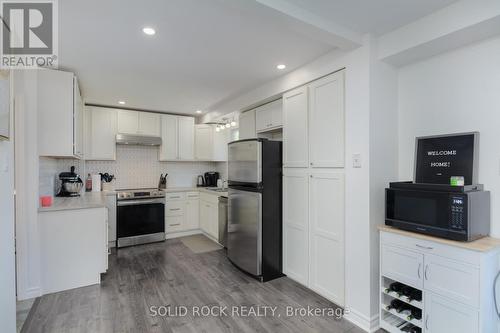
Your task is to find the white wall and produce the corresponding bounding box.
[0,87,16,332]
[398,35,500,237]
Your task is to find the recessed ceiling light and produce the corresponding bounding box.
[276,64,286,70]
[118,101,126,105]
[142,27,156,36]
[195,110,202,114]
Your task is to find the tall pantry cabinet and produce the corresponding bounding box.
[282,70,345,306]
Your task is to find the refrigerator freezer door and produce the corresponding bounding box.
[227,188,262,276]
[228,140,262,184]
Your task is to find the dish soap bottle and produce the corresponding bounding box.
[85,173,92,192]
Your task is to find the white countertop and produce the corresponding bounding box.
[38,191,111,213]
[164,187,228,197]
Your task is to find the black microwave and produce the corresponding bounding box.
[385,182,490,242]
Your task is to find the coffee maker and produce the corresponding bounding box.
[57,166,83,197]
[204,172,219,187]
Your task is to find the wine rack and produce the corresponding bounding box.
[380,276,423,333]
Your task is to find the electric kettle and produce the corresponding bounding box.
[197,175,205,187]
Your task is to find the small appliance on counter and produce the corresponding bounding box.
[158,174,168,190]
[57,166,83,197]
[197,175,205,187]
[204,171,219,187]
[385,132,490,242]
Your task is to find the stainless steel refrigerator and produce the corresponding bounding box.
[227,138,283,282]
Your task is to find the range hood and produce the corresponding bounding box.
[116,134,162,146]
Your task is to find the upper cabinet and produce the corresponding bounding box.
[309,71,345,168]
[85,107,117,161]
[255,99,282,133]
[238,109,256,140]
[194,125,213,161]
[213,126,230,162]
[117,110,160,137]
[159,115,194,161]
[38,69,84,159]
[283,70,345,168]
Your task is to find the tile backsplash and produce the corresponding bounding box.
[39,145,218,195]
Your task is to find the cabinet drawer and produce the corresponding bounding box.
[424,254,479,307]
[166,201,185,216]
[166,192,186,201]
[381,244,423,289]
[186,191,199,199]
[166,215,184,233]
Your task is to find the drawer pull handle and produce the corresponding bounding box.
[417,263,421,279]
[416,244,433,250]
[170,196,181,199]
[425,315,429,329]
[170,223,181,226]
[424,265,429,280]
[169,208,181,211]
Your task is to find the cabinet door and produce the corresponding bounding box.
[160,115,178,160]
[425,292,479,333]
[271,99,283,128]
[424,253,479,307]
[117,110,139,135]
[200,201,210,233]
[239,109,256,140]
[283,169,309,285]
[309,71,344,168]
[195,125,213,160]
[87,107,117,160]
[139,112,160,136]
[283,86,308,167]
[178,117,194,160]
[185,199,199,230]
[381,245,424,288]
[309,172,345,306]
[255,106,273,132]
[73,79,84,158]
[213,126,229,161]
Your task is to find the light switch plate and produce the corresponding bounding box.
[352,153,362,168]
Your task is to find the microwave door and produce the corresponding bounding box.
[228,140,262,185]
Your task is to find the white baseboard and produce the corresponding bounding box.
[344,308,379,333]
[165,229,202,239]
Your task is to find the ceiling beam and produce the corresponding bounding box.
[252,0,363,50]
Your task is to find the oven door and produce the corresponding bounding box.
[117,198,165,247]
[386,188,467,240]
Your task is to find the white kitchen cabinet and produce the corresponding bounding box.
[178,117,195,160]
[165,191,200,235]
[424,292,478,333]
[185,197,200,230]
[283,169,309,286]
[379,229,500,333]
[309,172,345,306]
[283,86,308,167]
[239,109,256,140]
[195,124,213,160]
[85,107,117,160]
[200,192,220,241]
[309,71,344,167]
[117,110,160,137]
[105,194,116,247]
[213,126,230,161]
[256,99,282,133]
[38,69,83,158]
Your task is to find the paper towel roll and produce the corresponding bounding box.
[92,174,101,192]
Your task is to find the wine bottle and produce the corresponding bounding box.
[385,282,405,296]
[406,308,422,321]
[402,286,422,302]
[386,299,404,311]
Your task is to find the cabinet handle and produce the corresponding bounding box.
[425,314,429,330]
[416,244,433,250]
[424,265,429,280]
[417,263,421,279]
[170,196,181,199]
[169,208,181,211]
[169,223,181,226]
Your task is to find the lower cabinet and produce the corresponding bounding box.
[283,168,345,306]
[165,192,199,234]
[379,230,500,333]
[200,192,219,241]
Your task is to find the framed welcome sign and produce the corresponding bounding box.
[0,70,10,140]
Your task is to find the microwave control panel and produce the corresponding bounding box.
[450,195,467,231]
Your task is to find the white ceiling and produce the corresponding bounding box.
[59,0,335,115]
[59,0,458,115]
[281,0,458,36]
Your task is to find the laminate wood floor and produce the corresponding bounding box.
[22,237,378,333]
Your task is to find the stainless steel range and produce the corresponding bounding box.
[116,188,165,248]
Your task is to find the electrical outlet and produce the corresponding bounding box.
[352,153,362,168]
